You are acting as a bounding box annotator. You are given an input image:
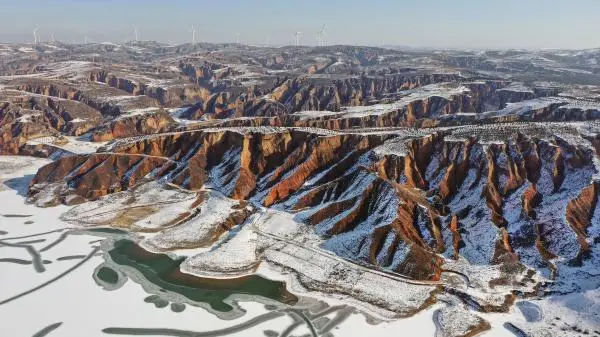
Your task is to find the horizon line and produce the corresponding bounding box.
[1,40,599,52]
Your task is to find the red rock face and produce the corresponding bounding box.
[0,102,60,155]
[522,184,542,218]
[91,110,175,142]
[88,70,211,107]
[566,182,599,257]
[172,80,600,132]
[449,215,462,260]
[27,128,600,281]
[14,80,119,117]
[6,76,585,149]
[4,78,173,144]
[29,153,174,200]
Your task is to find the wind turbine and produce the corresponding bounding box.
[294,31,302,46]
[316,25,326,46]
[33,27,40,44]
[189,25,196,44]
[132,25,139,42]
[236,33,241,44]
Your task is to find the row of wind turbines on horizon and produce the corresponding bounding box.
[28,25,329,47]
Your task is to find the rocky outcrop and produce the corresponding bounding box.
[15,80,80,101]
[88,70,210,107]
[3,93,103,137]
[0,103,60,154]
[522,184,541,218]
[178,81,600,130]
[7,78,181,141]
[91,110,175,142]
[20,142,73,158]
[178,73,463,120]
[28,153,173,202]
[566,182,599,257]
[15,79,126,116]
[47,98,102,136]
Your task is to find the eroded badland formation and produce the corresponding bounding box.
[3,41,600,335]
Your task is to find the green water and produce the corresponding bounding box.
[87,228,128,235]
[108,240,298,312]
[97,267,119,284]
[2,214,32,218]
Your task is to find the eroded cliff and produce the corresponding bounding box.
[27,125,600,284]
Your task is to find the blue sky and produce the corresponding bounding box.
[2,0,599,49]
